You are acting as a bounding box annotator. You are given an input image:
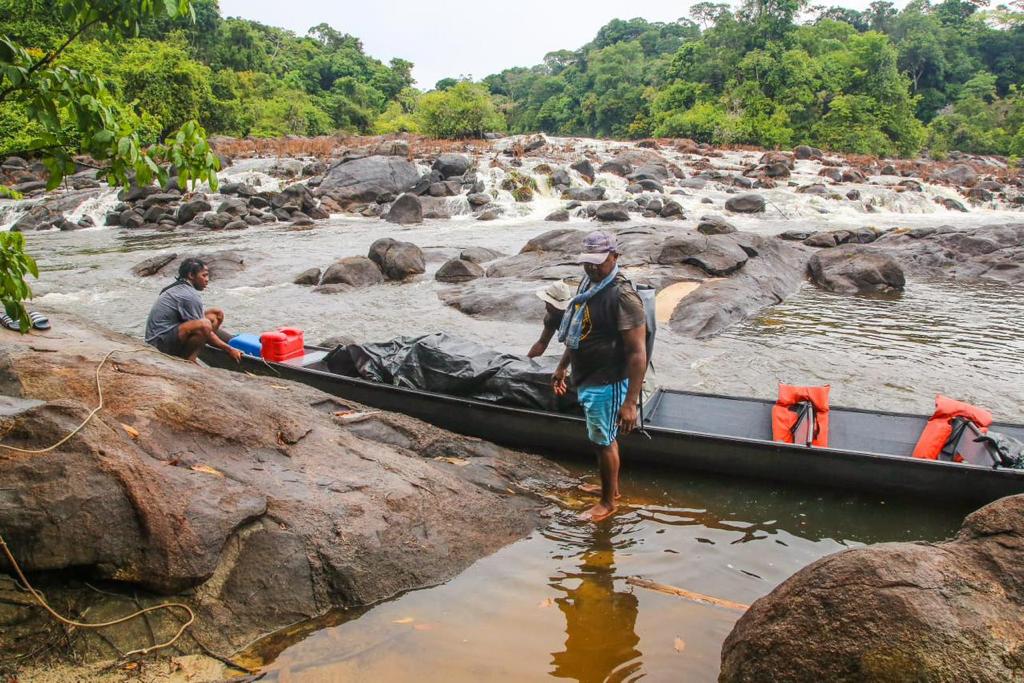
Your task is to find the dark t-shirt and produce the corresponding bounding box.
[543,307,566,332]
[569,275,646,388]
[144,282,204,344]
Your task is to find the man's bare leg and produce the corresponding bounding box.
[579,441,619,522]
[176,318,217,363]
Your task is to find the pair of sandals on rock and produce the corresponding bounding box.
[1,311,50,332]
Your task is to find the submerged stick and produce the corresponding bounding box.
[626,577,749,612]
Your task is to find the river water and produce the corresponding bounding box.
[5,142,1024,680]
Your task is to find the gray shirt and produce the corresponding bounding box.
[144,282,204,343]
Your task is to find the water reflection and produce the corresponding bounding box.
[549,523,641,682]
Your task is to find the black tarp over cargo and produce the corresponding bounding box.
[325,333,578,412]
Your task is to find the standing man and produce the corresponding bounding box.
[145,258,242,364]
[552,231,647,522]
[527,280,573,358]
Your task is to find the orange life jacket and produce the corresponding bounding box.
[912,395,992,460]
[772,384,830,447]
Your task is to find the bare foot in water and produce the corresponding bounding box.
[578,502,617,523]
[578,483,621,499]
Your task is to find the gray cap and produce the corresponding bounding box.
[577,231,618,265]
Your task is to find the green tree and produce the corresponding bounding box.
[416,81,505,138]
[0,0,219,329]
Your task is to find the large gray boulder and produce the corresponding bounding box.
[725,193,766,213]
[595,202,629,222]
[807,244,905,294]
[939,163,978,188]
[873,223,1024,284]
[435,258,485,283]
[176,199,212,225]
[384,193,423,225]
[565,186,606,202]
[657,233,749,276]
[368,238,425,280]
[321,256,386,287]
[432,154,472,179]
[316,156,421,206]
[721,495,1024,683]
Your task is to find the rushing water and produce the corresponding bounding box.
[4,139,1024,680]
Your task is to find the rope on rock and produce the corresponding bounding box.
[0,349,119,454]
[0,346,196,656]
[0,532,195,657]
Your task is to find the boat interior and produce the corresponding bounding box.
[645,388,1024,462]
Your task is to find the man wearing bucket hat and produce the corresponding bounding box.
[552,231,647,522]
[528,280,573,358]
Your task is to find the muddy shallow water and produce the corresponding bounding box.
[236,463,971,682]
[10,194,1024,680]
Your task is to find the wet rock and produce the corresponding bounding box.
[939,197,968,212]
[546,209,570,222]
[0,316,559,654]
[550,168,571,188]
[807,244,905,294]
[670,237,808,338]
[657,232,749,276]
[939,163,978,188]
[217,198,247,216]
[793,145,814,160]
[203,212,231,230]
[467,192,492,207]
[521,229,587,255]
[372,140,409,157]
[696,215,737,235]
[432,155,472,179]
[314,283,355,295]
[967,187,993,203]
[293,268,321,285]
[724,193,766,213]
[11,180,46,194]
[436,258,485,283]
[846,189,861,200]
[818,167,842,182]
[420,196,453,220]
[384,193,423,225]
[322,256,386,287]
[977,180,1004,192]
[368,238,425,281]
[595,203,629,222]
[898,179,923,192]
[570,159,595,183]
[660,200,684,218]
[438,277,550,322]
[121,210,145,229]
[11,189,100,231]
[759,151,794,169]
[841,168,866,183]
[679,178,707,190]
[731,175,755,189]
[779,229,815,241]
[803,232,839,248]
[477,207,503,221]
[285,217,309,228]
[104,212,121,226]
[797,183,829,195]
[873,223,1024,284]
[316,156,421,206]
[598,159,631,177]
[459,247,504,264]
[176,199,212,224]
[721,495,1024,683]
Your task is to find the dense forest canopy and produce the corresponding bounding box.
[1,0,1023,158]
[483,1,1024,158]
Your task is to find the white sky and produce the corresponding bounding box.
[218,0,909,90]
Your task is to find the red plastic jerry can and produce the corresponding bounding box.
[260,327,304,362]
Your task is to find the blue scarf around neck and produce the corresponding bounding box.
[557,265,619,349]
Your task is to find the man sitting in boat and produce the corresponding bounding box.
[144,258,242,364]
[552,231,647,522]
[528,280,573,358]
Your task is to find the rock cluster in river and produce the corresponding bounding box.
[720,493,1024,682]
[437,225,810,338]
[0,315,564,659]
